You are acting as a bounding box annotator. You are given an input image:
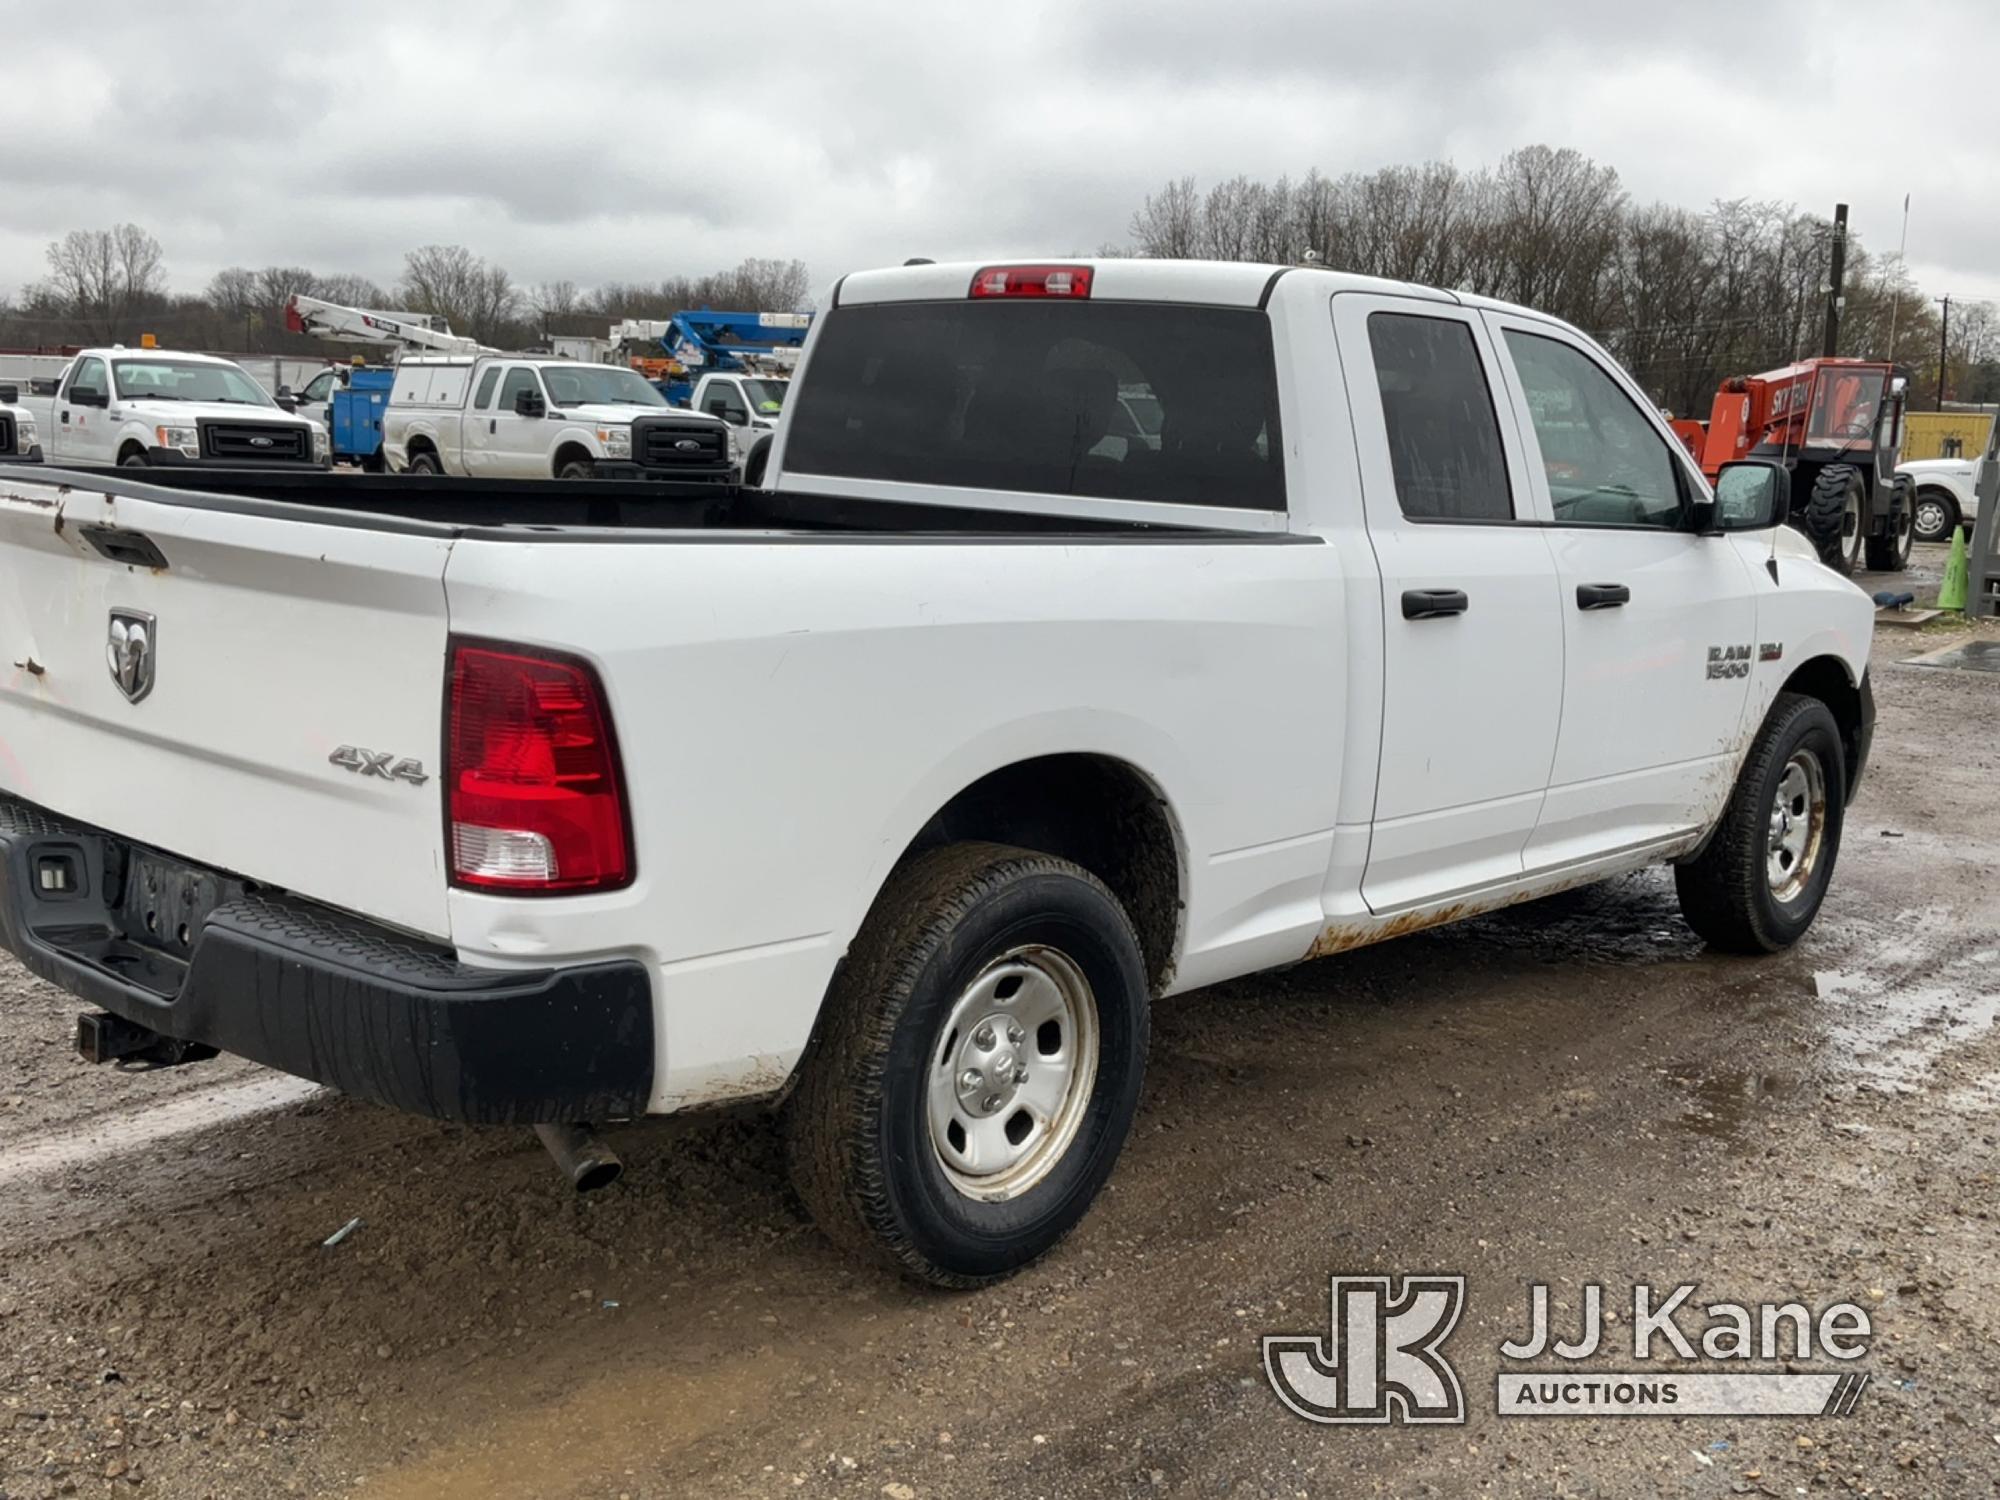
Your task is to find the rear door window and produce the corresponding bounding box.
[784,301,1286,510]
[1367,313,1514,522]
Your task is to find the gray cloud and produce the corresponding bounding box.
[0,0,1992,307]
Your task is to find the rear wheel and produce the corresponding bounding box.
[406,449,442,476]
[1911,488,1961,545]
[1675,692,1846,953]
[783,842,1150,1287]
[1803,465,1865,575]
[1863,478,1915,572]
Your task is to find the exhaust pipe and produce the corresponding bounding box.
[534,1121,622,1193]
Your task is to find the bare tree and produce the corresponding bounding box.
[399,244,520,342]
[36,224,167,342]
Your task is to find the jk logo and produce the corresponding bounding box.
[1263,1275,1466,1425]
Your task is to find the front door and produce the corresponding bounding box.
[485,365,550,478]
[1332,294,1566,913]
[1481,312,1759,869]
[55,355,111,463]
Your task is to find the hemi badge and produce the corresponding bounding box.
[1759,642,1783,662]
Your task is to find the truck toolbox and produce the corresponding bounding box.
[0,792,653,1123]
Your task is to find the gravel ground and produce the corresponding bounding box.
[2,542,1997,1499]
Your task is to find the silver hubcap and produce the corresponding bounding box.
[1915,499,1946,538]
[1766,749,1827,903]
[927,945,1099,1202]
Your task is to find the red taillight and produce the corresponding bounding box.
[447,641,632,894]
[968,264,1093,300]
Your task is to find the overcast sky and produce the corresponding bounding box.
[1,0,1992,310]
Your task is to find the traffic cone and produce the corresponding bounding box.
[1938,526,1970,613]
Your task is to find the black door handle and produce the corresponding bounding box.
[1402,588,1469,620]
[1576,583,1631,610]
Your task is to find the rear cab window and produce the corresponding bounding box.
[783,301,1286,510]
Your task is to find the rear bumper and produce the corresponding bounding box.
[0,794,653,1124]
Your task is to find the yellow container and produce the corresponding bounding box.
[1904,412,1993,462]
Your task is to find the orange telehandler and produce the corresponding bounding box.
[1670,357,1915,576]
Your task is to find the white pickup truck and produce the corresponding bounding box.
[383,354,733,482]
[0,259,1873,1286]
[11,348,328,469]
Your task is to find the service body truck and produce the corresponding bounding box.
[16,348,327,469]
[0,260,1873,1286]
[382,355,732,482]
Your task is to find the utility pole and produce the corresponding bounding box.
[1821,202,1848,358]
[1938,295,1952,412]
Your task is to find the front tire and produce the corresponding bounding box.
[557,457,595,480]
[1803,465,1865,576]
[1675,693,1846,953]
[784,842,1150,1288]
[1863,478,1915,572]
[119,449,148,468]
[1911,488,1961,545]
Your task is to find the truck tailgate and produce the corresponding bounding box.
[0,480,456,938]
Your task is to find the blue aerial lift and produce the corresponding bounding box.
[609,310,813,406]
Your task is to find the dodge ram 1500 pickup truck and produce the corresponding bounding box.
[0,259,1873,1286]
[16,348,328,468]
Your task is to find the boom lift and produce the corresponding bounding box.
[283,294,492,356]
[608,309,811,405]
[282,295,496,467]
[1671,357,1915,576]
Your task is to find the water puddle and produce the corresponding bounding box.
[1663,1064,1803,1139]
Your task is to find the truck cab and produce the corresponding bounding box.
[384,355,732,481]
[689,370,789,451]
[23,348,328,469]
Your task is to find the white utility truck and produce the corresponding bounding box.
[0,259,1874,1287]
[12,348,327,469]
[0,379,43,462]
[383,354,733,482]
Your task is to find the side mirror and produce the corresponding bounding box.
[0,384,15,404]
[277,383,295,401]
[514,387,546,417]
[275,393,298,413]
[1711,460,1791,531]
[69,387,108,409]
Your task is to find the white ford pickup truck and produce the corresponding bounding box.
[0,259,1873,1286]
[382,354,733,483]
[14,347,328,469]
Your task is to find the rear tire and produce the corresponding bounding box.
[1863,478,1915,572]
[783,842,1150,1288]
[406,449,442,476]
[1911,488,1961,545]
[1675,692,1846,953]
[1803,465,1865,576]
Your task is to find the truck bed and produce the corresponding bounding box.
[3,463,1253,540]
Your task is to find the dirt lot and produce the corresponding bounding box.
[3,545,1997,1500]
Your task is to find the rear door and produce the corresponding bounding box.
[0,482,456,937]
[461,364,505,476]
[1480,312,1758,868]
[1331,294,1566,912]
